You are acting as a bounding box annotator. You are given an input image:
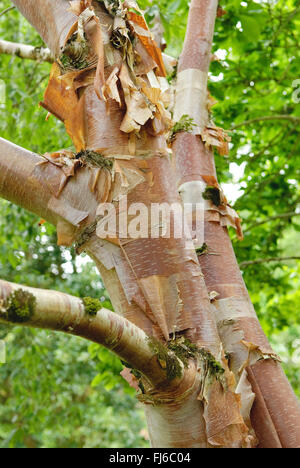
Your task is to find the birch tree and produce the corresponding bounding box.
[0,0,300,448]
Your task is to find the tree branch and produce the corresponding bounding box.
[0,39,53,63]
[244,212,300,233]
[8,1,177,70]
[0,138,100,247]
[173,0,300,447]
[239,257,300,269]
[0,137,49,216]
[179,0,218,72]
[0,279,168,386]
[0,38,176,73]
[231,115,300,130]
[11,0,77,56]
[272,6,300,44]
[173,0,219,143]
[0,6,15,17]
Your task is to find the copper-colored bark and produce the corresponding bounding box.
[11,0,77,57]
[173,0,300,448]
[2,0,299,448]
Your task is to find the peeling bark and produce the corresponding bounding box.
[0,138,99,246]
[11,0,77,57]
[173,0,300,449]
[0,0,299,448]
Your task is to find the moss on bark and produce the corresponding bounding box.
[4,289,36,323]
[82,297,102,316]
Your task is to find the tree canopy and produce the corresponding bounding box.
[0,0,299,448]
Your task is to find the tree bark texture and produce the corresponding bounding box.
[0,0,298,448]
[172,0,300,448]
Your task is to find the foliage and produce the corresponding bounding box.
[0,328,148,448]
[0,0,299,448]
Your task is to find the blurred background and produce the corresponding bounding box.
[0,0,299,448]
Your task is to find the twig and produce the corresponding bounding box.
[239,257,300,269]
[244,212,300,233]
[0,6,15,18]
[231,115,300,130]
[0,279,169,386]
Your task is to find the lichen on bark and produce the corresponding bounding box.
[76,150,114,170]
[147,336,205,381]
[147,337,183,380]
[195,243,208,256]
[98,0,123,17]
[197,348,225,380]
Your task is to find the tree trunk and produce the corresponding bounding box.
[172,0,300,448]
[0,0,299,448]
